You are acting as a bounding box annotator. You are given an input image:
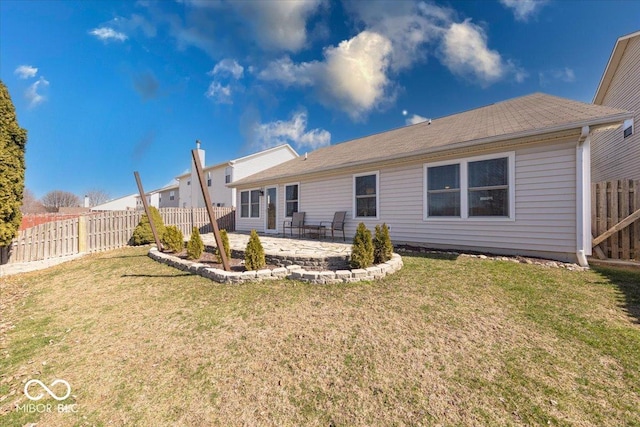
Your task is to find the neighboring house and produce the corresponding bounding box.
[231,93,632,266]
[592,30,640,182]
[135,191,160,210]
[91,193,138,211]
[176,142,298,209]
[134,181,180,210]
[157,184,179,208]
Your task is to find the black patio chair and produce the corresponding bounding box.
[283,211,305,238]
[320,211,347,241]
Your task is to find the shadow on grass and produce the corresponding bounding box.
[592,265,640,324]
[121,273,192,278]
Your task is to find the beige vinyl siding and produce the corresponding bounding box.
[592,35,640,181]
[235,137,578,261]
[235,190,264,232]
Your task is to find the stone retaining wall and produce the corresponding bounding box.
[149,248,403,284]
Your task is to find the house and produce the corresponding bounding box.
[91,193,138,211]
[230,93,632,266]
[591,30,640,182]
[134,182,179,210]
[175,142,298,209]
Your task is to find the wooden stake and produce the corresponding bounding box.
[134,171,163,251]
[191,148,231,271]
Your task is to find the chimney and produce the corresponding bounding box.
[84,195,90,208]
[196,139,201,150]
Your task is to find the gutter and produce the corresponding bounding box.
[575,126,591,268]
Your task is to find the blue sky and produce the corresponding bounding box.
[1,0,638,200]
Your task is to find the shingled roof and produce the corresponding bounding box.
[232,93,631,187]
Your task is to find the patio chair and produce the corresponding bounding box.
[283,211,305,238]
[320,211,347,241]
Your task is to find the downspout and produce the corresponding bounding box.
[575,126,591,267]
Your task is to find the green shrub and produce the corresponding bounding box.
[350,222,374,269]
[162,225,184,253]
[132,206,166,245]
[215,229,231,263]
[244,229,265,270]
[373,223,393,264]
[186,227,204,260]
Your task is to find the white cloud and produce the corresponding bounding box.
[258,56,318,86]
[343,1,450,72]
[230,0,323,52]
[441,20,510,86]
[210,59,244,80]
[14,65,38,79]
[539,67,576,87]
[25,77,49,108]
[205,82,232,104]
[89,27,128,42]
[259,31,393,120]
[406,114,428,125]
[252,111,330,151]
[500,0,548,22]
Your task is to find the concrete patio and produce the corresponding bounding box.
[199,232,352,259]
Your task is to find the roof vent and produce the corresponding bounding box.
[304,152,308,160]
[428,119,432,125]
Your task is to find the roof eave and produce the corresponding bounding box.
[230,113,633,188]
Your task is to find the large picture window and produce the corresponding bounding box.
[425,153,514,220]
[240,189,261,218]
[285,184,299,217]
[354,173,378,218]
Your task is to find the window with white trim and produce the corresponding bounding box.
[225,167,232,184]
[285,184,299,217]
[624,118,633,139]
[207,172,212,187]
[425,153,514,220]
[169,190,175,201]
[354,172,378,218]
[427,164,460,217]
[240,190,261,218]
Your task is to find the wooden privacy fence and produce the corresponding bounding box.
[592,179,640,260]
[0,207,235,265]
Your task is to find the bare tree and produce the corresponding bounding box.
[41,190,81,210]
[20,189,46,214]
[85,189,110,207]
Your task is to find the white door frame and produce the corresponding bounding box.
[264,186,278,234]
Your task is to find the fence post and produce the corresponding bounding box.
[78,215,87,253]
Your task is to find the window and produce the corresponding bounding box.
[207,172,212,187]
[240,190,261,218]
[187,180,190,186]
[169,191,175,201]
[427,164,460,217]
[354,173,378,218]
[285,184,299,217]
[225,167,232,184]
[468,157,509,217]
[624,118,633,139]
[425,153,514,220]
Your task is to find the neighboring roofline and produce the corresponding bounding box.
[174,144,299,179]
[593,30,640,104]
[230,112,633,188]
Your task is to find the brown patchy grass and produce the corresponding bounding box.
[1,247,639,426]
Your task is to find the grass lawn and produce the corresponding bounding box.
[1,246,639,426]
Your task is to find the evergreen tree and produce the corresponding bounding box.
[132,206,166,245]
[186,227,204,260]
[245,229,265,270]
[215,229,231,264]
[162,225,184,253]
[0,81,27,246]
[373,223,393,264]
[350,223,374,269]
